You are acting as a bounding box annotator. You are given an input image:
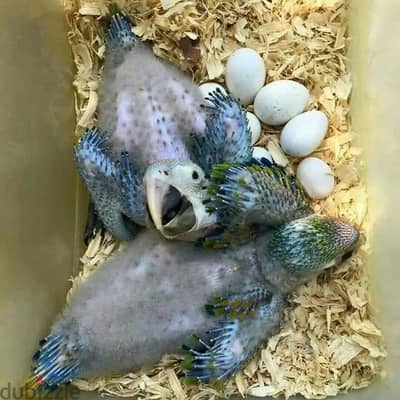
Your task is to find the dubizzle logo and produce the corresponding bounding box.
[0,383,80,400]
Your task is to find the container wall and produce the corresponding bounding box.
[0,0,88,395]
[0,1,398,400]
[348,0,400,399]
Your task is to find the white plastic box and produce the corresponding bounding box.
[0,0,398,399]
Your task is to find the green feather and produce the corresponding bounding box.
[182,376,199,385]
[208,162,310,226]
[267,215,359,272]
[204,288,271,319]
[180,355,196,370]
[200,226,256,249]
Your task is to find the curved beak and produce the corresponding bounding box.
[144,174,197,236]
[144,170,218,240]
[144,176,170,232]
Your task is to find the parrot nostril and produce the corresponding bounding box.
[164,170,169,176]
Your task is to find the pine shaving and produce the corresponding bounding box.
[64,0,386,398]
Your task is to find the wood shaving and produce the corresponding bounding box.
[64,0,386,398]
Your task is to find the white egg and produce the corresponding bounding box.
[198,82,227,106]
[246,112,261,145]
[254,80,309,125]
[297,157,335,199]
[280,110,329,157]
[252,146,273,162]
[225,48,266,106]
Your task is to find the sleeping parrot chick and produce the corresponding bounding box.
[23,215,359,392]
[74,12,252,242]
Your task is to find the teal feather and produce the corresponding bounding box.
[208,162,310,227]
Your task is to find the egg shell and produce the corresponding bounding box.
[246,112,261,145]
[280,110,329,157]
[225,48,266,106]
[198,82,227,106]
[297,157,334,199]
[254,80,310,125]
[252,146,273,162]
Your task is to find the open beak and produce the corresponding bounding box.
[145,176,196,237]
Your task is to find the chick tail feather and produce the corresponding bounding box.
[107,10,138,49]
[21,334,81,396]
[20,376,52,398]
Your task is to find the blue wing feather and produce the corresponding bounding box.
[117,151,146,224]
[191,89,252,175]
[107,12,138,50]
[74,128,145,240]
[207,162,310,227]
[21,334,82,394]
[181,289,282,382]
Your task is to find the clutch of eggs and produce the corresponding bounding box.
[198,47,333,199]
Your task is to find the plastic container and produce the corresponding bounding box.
[0,1,88,398]
[0,0,398,399]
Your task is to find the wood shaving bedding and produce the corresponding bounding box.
[64,0,386,398]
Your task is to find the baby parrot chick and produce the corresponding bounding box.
[145,88,253,240]
[74,12,252,242]
[74,11,208,241]
[23,215,359,392]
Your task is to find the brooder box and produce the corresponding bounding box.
[0,0,399,399]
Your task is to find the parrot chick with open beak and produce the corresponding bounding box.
[22,215,359,392]
[74,12,254,242]
[145,94,314,245]
[143,87,257,240]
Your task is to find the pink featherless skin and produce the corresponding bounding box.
[99,43,207,171]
